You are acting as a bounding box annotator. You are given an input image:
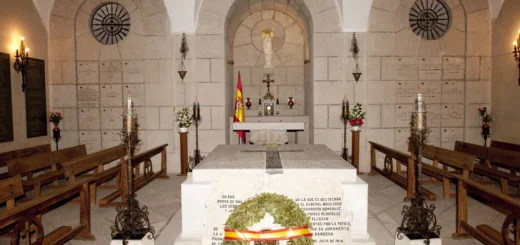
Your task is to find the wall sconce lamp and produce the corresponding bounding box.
[178,33,189,81]
[13,37,29,92]
[514,30,520,85]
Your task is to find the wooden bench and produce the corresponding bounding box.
[7,145,87,198]
[417,145,475,200]
[0,178,95,243]
[369,141,437,201]
[0,175,24,210]
[0,145,51,180]
[453,175,520,243]
[99,144,169,207]
[62,145,126,205]
[455,141,520,195]
[492,140,520,153]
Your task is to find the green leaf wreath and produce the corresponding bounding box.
[224,193,313,245]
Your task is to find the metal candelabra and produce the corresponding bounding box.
[396,93,441,244]
[111,95,155,244]
[340,97,351,163]
[189,100,204,171]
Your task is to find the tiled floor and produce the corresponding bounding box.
[0,174,505,245]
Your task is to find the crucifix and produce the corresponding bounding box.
[262,74,275,93]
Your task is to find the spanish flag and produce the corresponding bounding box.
[234,72,246,144]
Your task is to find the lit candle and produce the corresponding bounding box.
[193,100,200,120]
[416,93,425,130]
[126,94,133,133]
[417,93,424,112]
[26,48,29,57]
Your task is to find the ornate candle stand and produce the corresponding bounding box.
[340,98,351,163]
[111,95,155,244]
[396,94,440,244]
[189,100,204,171]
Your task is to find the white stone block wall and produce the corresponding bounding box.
[49,0,177,173]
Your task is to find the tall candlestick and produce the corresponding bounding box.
[127,94,132,115]
[417,93,424,112]
[193,100,200,120]
[126,94,133,133]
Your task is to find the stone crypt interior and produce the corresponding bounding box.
[1,0,520,244]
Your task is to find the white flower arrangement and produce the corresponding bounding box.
[175,107,193,129]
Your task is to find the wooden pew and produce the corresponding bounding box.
[492,140,520,153]
[7,145,87,198]
[0,178,95,242]
[369,141,437,201]
[99,144,169,207]
[0,145,51,180]
[453,175,520,243]
[0,175,24,210]
[418,145,475,200]
[455,141,520,195]
[62,145,126,205]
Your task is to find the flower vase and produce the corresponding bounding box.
[179,127,188,133]
[52,125,60,138]
[352,125,360,131]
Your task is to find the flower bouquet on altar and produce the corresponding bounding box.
[478,107,493,146]
[175,107,193,133]
[349,103,365,131]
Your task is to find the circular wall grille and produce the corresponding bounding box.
[91,3,131,45]
[409,0,450,40]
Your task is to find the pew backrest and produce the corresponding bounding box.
[0,175,24,209]
[486,147,520,170]
[369,141,409,163]
[491,140,520,153]
[454,141,487,161]
[0,145,51,179]
[7,145,87,177]
[62,145,126,180]
[422,145,475,177]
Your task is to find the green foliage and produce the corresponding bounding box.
[349,103,365,120]
[223,193,313,245]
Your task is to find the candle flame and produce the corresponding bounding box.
[515,41,518,46]
[20,37,24,41]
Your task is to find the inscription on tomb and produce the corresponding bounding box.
[78,61,99,84]
[123,85,145,106]
[419,58,442,80]
[441,128,464,149]
[79,108,100,130]
[78,85,100,107]
[25,58,47,138]
[122,61,144,83]
[442,104,464,127]
[419,82,441,104]
[0,53,13,143]
[101,108,123,129]
[396,81,418,103]
[395,105,414,128]
[100,61,122,84]
[204,177,352,245]
[102,130,121,150]
[101,85,122,107]
[395,58,419,80]
[80,131,101,154]
[443,57,465,80]
[395,129,411,153]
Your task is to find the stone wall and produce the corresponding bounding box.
[0,0,49,153]
[365,0,492,171]
[491,0,520,143]
[48,0,176,172]
[232,10,306,116]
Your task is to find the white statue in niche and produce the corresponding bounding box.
[262,30,274,68]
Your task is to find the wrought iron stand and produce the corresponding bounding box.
[111,95,154,245]
[189,101,204,171]
[396,94,441,244]
[340,98,351,163]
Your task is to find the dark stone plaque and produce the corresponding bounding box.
[0,53,13,143]
[25,58,47,138]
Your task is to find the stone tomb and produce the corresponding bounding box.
[174,145,375,245]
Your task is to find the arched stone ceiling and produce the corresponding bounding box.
[225,0,313,47]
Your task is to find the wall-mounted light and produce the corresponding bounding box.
[178,33,189,81]
[13,37,29,92]
[513,30,520,85]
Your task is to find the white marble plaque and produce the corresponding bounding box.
[122,61,144,83]
[100,61,122,84]
[427,128,441,147]
[443,57,465,80]
[395,129,411,153]
[419,81,441,104]
[79,108,100,130]
[442,82,464,103]
[135,107,147,129]
[123,85,145,107]
[441,104,464,127]
[203,175,352,245]
[80,131,102,154]
[102,130,121,150]
[419,57,442,80]
[395,104,414,127]
[78,85,100,107]
[101,108,123,129]
[395,81,418,103]
[426,104,441,127]
[441,128,463,150]
[77,61,99,84]
[101,85,122,107]
[396,57,419,80]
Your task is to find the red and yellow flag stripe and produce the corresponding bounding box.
[224,226,312,241]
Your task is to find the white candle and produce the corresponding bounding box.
[417,93,424,112]
[127,94,132,115]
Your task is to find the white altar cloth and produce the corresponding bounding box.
[232,122,304,131]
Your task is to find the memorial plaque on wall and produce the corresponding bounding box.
[0,53,13,142]
[25,58,47,138]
